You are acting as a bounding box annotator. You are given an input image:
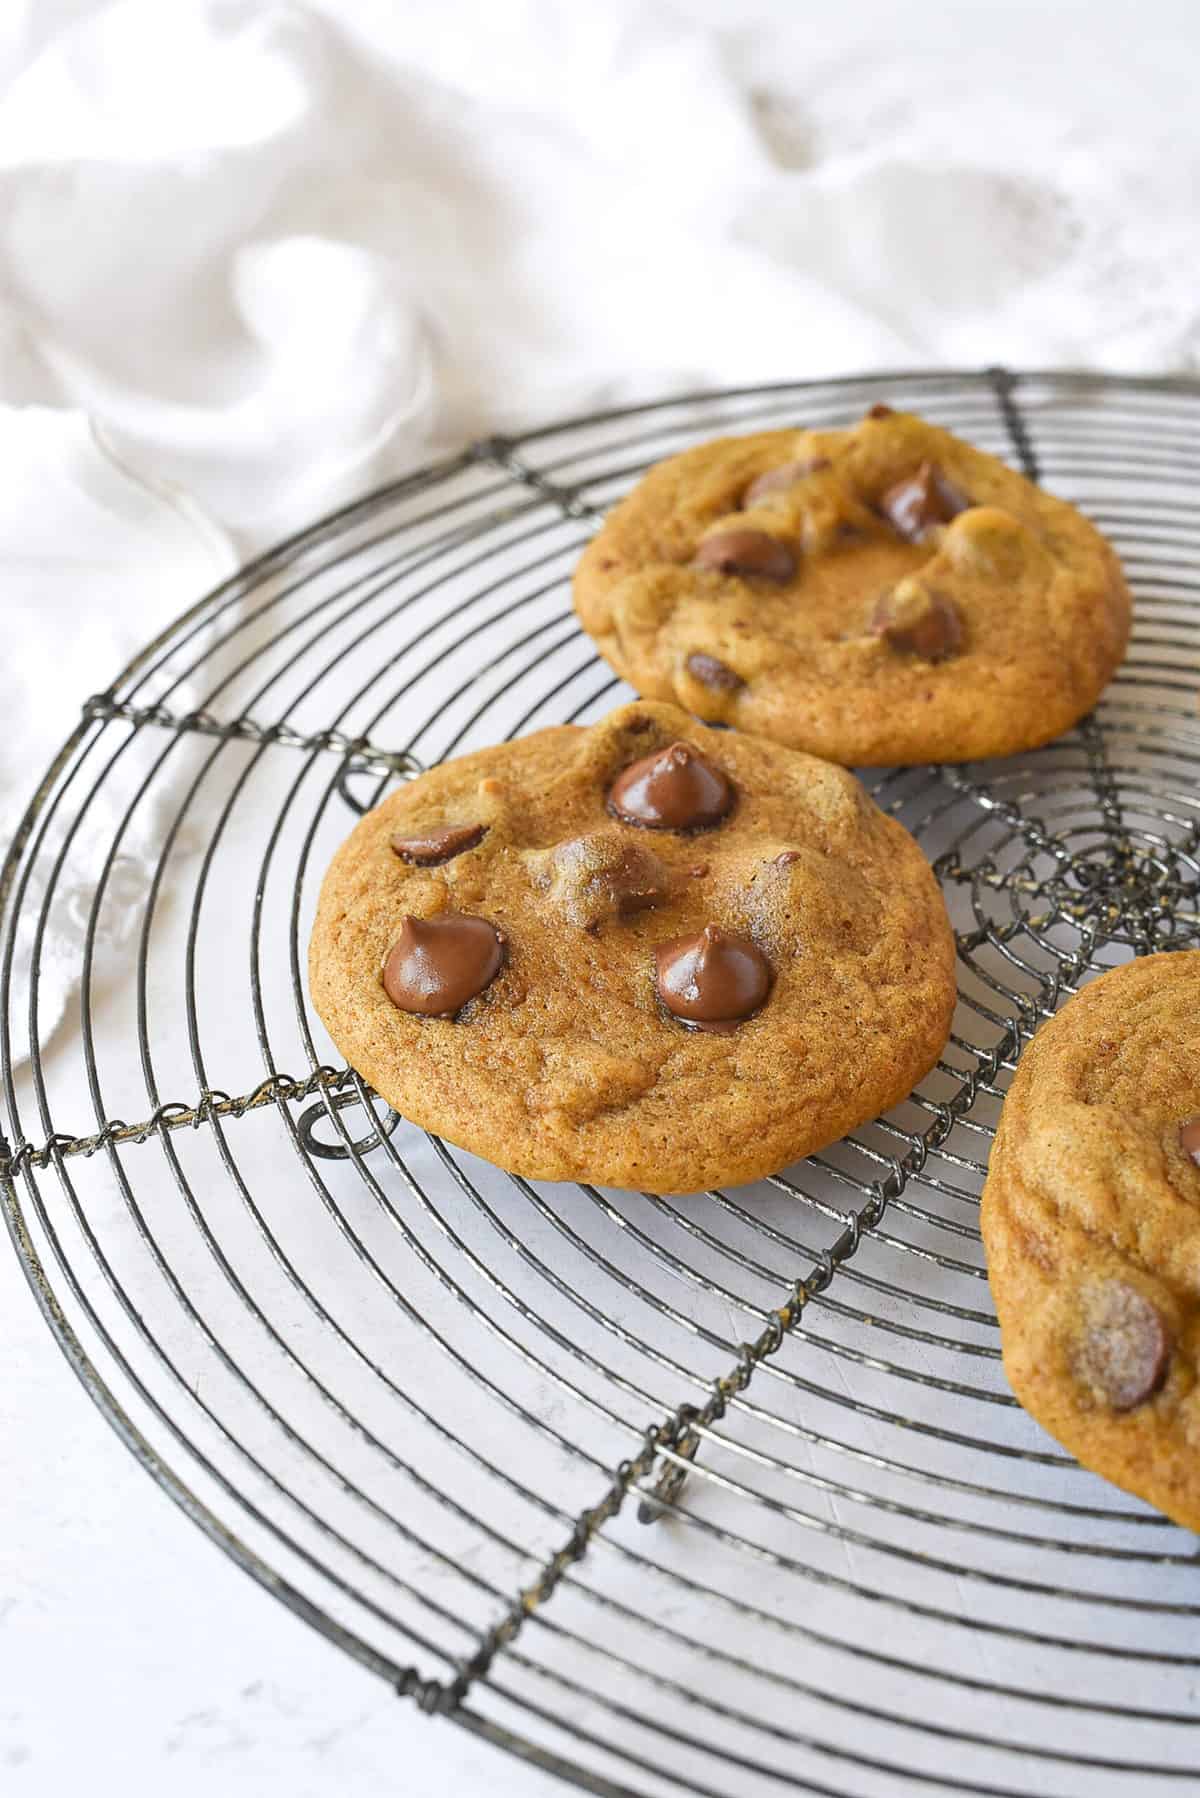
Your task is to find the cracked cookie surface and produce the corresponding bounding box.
[981,953,1200,1530]
[309,702,955,1192]
[573,407,1130,766]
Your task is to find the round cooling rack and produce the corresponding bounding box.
[4,368,1200,1797]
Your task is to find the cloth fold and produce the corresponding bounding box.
[3,0,1198,546]
[0,407,235,1063]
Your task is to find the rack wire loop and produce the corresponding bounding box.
[296,1088,403,1161]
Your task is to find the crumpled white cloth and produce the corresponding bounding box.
[4,0,1199,542]
[2,0,1198,1060]
[0,409,235,1063]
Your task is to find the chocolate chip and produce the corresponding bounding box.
[390,823,486,866]
[773,850,802,868]
[943,507,1027,578]
[686,651,744,692]
[871,581,963,663]
[655,924,772,1031]
[1075,1281,1170,1411]
[867,402,894,419]
[743,458,830,506]
[1180,1117,1200,1164]
[531,833,674,930]
[382,914,505,1017]
[878,461,970,542]
[694,528,796,582]
[608,741,735,832]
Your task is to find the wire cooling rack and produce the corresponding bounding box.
[3,369,1199,1797]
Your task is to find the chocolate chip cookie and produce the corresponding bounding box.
[981,953,1200,1530]
[309,702,956,1193]
[574,406,1130,766]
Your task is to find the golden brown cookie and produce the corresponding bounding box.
[573,406,1130,766]
[981,953,1200,1530]
[309,701,955,1193]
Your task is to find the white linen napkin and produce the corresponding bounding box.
[0,408,234,1063]
[4,0,1197,547]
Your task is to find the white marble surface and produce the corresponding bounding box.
[0,1227,560,1798]
[4,2,1200,1795]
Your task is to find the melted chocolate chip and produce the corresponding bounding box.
[390,823,486,866]
[1180,1117,1200,1165]
[686,651,744,692]
[654,925,772,1031]
[382,914,505,1017]
[533,833,674,930]
[743,457,831,506]
[871,582,963,663]
[867,402,894,419]
[773,850,802,868]
[878,461,970,542]
[608,742,735,832]
[694,528,797,582]
[943,506,1027,578]
[1075,1281,1170,1412]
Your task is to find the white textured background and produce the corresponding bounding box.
[2,1,1197,1793]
